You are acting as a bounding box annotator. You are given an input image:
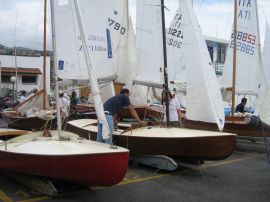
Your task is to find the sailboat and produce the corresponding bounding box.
[219,0,270,137]
[175,0,270,137]
[67,0,236,161]
[1,0,56,131]
[0,0,129,186]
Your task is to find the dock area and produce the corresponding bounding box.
[0,137,270,202]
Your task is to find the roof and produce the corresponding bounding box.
[1,67,42,75]
[205,36,229,45]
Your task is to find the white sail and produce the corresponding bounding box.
[53,0,111,139]
[262,21,270,86]
[175,0,224,130]
[106,0,129,73]
[135,0,224,130]
[134,0,164,88]
[109,0,151,105]
[255,21,270,125]
[166,7,186,87]
[221,0,261,96]
[54,0,116,82]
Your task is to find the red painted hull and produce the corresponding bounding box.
[0,150,129,186]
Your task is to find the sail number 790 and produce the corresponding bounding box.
[108,18,126,35]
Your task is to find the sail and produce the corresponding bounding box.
[106,0,129,73]
[255,21,270,125]
[134,0,224,129]
[53,0,111,139]
[262,21,270,86]
[134,0,164,88]
[175,0,224,130]
[221,0,260,96]
[166,7,186,89]
[54,0,116,82]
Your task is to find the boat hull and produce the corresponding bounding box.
[121,106,270,138]
[184,118,270,137]
[0,150,129,186]
[66,121,236,161]
[0,131,129,186]
[1,112,57,131]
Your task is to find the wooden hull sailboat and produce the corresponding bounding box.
[218,0,270,137]
[0,131,129,185]
[65,0,237,162]
[1,112,57,131]
[120,106,270,137]
[66,119,236,161]
[184,117,270,137]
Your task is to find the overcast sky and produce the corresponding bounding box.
[0,0,270,50]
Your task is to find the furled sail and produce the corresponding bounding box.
[221,0,261,96]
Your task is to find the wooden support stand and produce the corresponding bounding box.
[1,171,82,196]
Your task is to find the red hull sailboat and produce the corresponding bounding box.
[0,131,129,186]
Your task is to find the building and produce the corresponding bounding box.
[0,55,50,93]
[205,36,229,76]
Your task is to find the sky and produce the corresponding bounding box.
[0,0,270,50]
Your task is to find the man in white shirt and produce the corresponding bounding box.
[59,93,70,118]
[19,90,27,103]
[152,88,183,127]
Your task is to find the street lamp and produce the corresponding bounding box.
[10,76,16,101]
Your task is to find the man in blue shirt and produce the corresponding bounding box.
[235,97,247,113]
[97,88,145,145]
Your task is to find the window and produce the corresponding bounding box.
[217,45,226,64]
[1,75,11,83]
[207,46,214,62]
[22,76,37,84]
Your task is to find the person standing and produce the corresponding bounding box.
[97,88,146,145]
[152,87,183,127]
[59,92,70,119]
[19,90,27,103]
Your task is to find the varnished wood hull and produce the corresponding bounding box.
[184,118,270,137]
[121,106,270,138]
[4,116,57,131]
[66,120,236,161]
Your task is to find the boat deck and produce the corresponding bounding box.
[0,137,269,202]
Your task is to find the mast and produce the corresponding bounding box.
[161,0,170,126]
[0,61,1,97]
[14,46,18,99]
[50,0,62,138]
[231,0,238,115]
[42,0,47,109]
[255,0,264,84]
